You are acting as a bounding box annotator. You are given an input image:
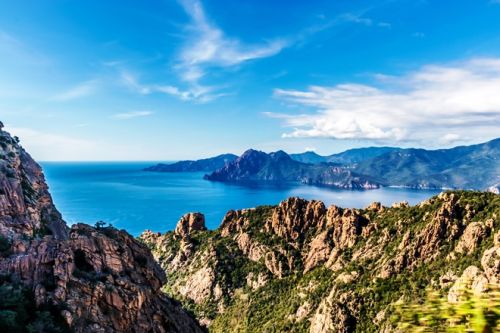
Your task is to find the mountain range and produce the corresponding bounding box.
[204,149,380,189]
[147,139,500,191]
[290,146,401,164]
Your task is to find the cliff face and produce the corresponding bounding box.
[0,127,202,333]
[141,191,499,332]
[0,130,67,240]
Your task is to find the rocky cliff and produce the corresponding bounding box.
[141,191,499,332]
[0,126,203,333]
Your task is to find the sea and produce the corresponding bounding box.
[40,162,441,236]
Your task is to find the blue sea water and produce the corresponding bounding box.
[40,162,440,236]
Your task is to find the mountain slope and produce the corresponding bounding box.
[145,153,237,172]
[290,147,401,165]
[205,139,500,190]
[0,126,203,333]
[290,151,327,164]
[326,146,401,164]
[354,138,500,189]
[141,191,500,332]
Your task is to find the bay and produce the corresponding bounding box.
[41,162,440,236]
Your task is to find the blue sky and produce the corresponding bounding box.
[1,0,500,160]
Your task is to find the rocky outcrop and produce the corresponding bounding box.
[142,189,500,333]
[2,224,203,332]
[266,197,326,241]
[303,231,332,273]
[452,221,490,255]
[174,212,206,239]
[220,209,253,237]
[0,129,67,240]
[309,289,356,333]
[0,127,203,333]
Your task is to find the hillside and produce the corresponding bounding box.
[145,154,237,172]
[354,138,500,189]
[141,191,500,332]
[0,126,203,332]
[326,146,401,164]
[289,151,327,164]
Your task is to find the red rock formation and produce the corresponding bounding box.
[0,127,203,333]
[175,212,206,239]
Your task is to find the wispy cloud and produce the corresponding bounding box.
[340,13,373,26]
[0,30,50,65]
[120,2,390,104]
[51,80,98,101]
[120,70,229,103]
[337,12,391,29]
[111,111,154,120]
[171,0,288,101]
[269,58,500,146]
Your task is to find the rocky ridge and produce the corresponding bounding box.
[204,149,380,190]
[0,126,203,333]
[141,191,499,332]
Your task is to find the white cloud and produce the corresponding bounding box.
[172,0,288,101]
[111,111,154,120]
[51,80,98,101]
[178,0,287,71]
[270,58,500,146]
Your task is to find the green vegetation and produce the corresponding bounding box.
[147,191,500,332]
[0,234,11,256]
[394,286,500,332]
[0,279,69,333]
[20,177,36,201]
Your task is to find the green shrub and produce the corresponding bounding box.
[393,285,500,332]
[0,235,11,254]
[0,282,69,332]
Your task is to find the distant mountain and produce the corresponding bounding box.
[289,147,400,165]
[326,146,401,164]
[289,151,327,164]
[204,139,500,190]
[145,153,237,172]
[204,149,380,189]
[145,139,500,190]
[354,138,500,189]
